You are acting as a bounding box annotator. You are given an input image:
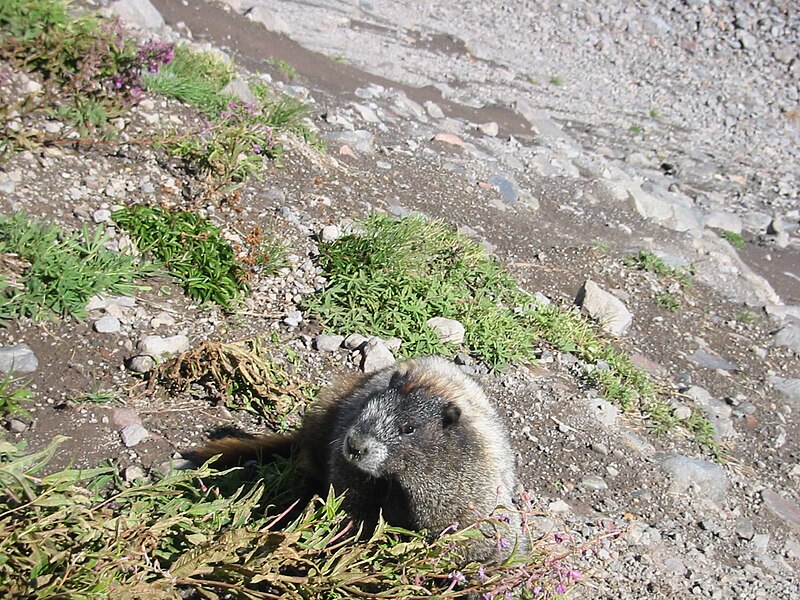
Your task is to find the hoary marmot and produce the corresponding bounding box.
[192,356,526,562]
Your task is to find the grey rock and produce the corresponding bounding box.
[579,475,608,491]
[320,224,341,242]
[586,397,619,427]
[705,211,743,234]
[124,465,147,482]
[221,76,257,105]
[683,385,735,439]
[576,280,632,336]
[86,294,136,311]
[107,0,164,30]
[127,355,156,373]
[425,317,465,344]
[487,174,520,203]
[752,532,771,553]
[245,6,291,34]
[0,343,38,373]
[92,209,112,224]
[762,489,800,534]
[477,122,499,137]
[424,101,445,119]
[94,315,121,334]
[548,499,571,513]
[137,335,190,358]
[773,324,800,352]
[7,418,27,433]
[662,557,686,576]
[352,103,381,123]
[150,311,176,328]
[344,333,369,350]
[321,130,375,154]
[120,423,149,447]
[734,517,755,540]
[629,182,703,233]
[283,311,303,328]
[361,337,395,374]
[314,334,345,352]
[771,376,800,409]
[660,454,728,510]
[686,348,738,371]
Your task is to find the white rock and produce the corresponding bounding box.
[660,454,728,510]
[320,225,342,243]
[120,424,149,447]
[107,0,164,30]
[94,315,121,334]
[0,343,38,373]
[344,333,369,350]
[425,317,466,344]
[314,334,344,352]
[477,121,499,137]
[361,337,395,374]
[136,335,190,358]
[127,355,156,373]
[576,280,632,336]
[124,465,147,481]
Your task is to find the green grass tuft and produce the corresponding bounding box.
[720,230,745,249]
[0,371,31,416]
[112,206,245,308]
[0,212,153,321]
[143,44,234,116]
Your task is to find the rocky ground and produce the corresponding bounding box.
[1,0,799,598]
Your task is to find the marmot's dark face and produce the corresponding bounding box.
[342,389,463,479]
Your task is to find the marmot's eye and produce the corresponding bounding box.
[401,423,415,435]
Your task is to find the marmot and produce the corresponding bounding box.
[192,356,527,562]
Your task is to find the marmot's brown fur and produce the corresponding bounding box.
[192,356,526,562]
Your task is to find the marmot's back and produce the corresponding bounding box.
[193,356,526,563]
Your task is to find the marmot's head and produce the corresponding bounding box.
[341,363,476,479]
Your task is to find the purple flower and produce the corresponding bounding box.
[568,568,582,581]
[556,584,565,594]
[496,537,511,551]
[448,571,466,584]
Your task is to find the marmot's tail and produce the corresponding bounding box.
[188,432,297,469]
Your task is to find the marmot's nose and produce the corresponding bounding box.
[345,433,368,459]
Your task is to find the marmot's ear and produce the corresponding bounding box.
[389,369,406,390]
[442,402,461,428]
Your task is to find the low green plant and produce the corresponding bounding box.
[0,436,586,598]
[623,251,693,288]
[112,206,245,308]
[0,371,31,416]
[73,389,118,404]
[549,75,563,86]
[629,124,643,134]
[270,58,297,80]
[735,310,758,324]
[143,44,233,116]
[720,230,745,249]
[163,105,277,193]
[0,213,153,321]
[655,292,680,311]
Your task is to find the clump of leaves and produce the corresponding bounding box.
[112,205,245,308]
[0,0,173,138]
[0,371,31,416]
[720,230,745,249]
[0,436,590,599]
[0,212,153,321]
[150,337,315,429]
[305,214,719,453]
[163,101,279,194]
